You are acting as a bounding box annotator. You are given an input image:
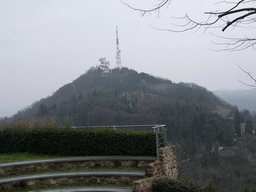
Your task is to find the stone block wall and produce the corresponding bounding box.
[133,146,178,192]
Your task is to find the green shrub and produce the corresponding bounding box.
[152,178,219,192]
[238,187,256,192]
[0,126,157,156]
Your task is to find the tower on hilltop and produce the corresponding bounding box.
[116,26,121,69]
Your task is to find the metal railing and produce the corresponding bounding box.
[71,124,167,161]
[152,124,167,161]
[71,124,160,131]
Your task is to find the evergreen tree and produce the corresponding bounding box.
[234,110,241,137]
[245,119,253,135]
[36,104,50,118]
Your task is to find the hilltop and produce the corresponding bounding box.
[5,67,233,126]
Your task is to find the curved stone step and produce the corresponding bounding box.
[29,186,133,192]
[0,156,155,178]
[0,171,145,190]
[0,171,145,184]
[0,156,156,168]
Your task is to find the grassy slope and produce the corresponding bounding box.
[0,152,62,164]
[212,105,231,118]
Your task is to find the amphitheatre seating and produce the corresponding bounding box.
[0,156,155,176]
[0,156,155,191]
[0,146,177,191]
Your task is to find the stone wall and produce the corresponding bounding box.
[133,146,178,192]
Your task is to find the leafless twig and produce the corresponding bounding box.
[237,64,256,88]
[120,0,170,16]
[121,0,256,51]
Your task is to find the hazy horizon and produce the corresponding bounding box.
[1,1,256,118]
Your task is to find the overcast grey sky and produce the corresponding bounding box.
[1,0,256,117]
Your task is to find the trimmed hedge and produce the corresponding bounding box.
[0,127,159,156]
[152,178,219,192]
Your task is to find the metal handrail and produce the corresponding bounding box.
[71,124,163,129]
[71,124,167,161]
[152,124,167,161]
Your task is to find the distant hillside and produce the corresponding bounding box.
[5,67,233,124]
[1,67,235,149]
[214,89,256,112]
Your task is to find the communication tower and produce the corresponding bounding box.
[116,26,121,69]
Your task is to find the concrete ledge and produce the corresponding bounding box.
[0,156,156,168]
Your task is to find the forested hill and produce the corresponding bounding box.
[5,67,234,126]
[4,67,256,191]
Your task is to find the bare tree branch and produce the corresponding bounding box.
[121,0,256,50]
[120,0,170,16]
[238,64,256,87]
[211,33,256,51]
[222,11,256,31]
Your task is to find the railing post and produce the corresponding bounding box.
[164,125,167,146]
[153,124,167,161]
[155,128,159,161]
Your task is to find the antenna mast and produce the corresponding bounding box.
[116,26,121,69]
